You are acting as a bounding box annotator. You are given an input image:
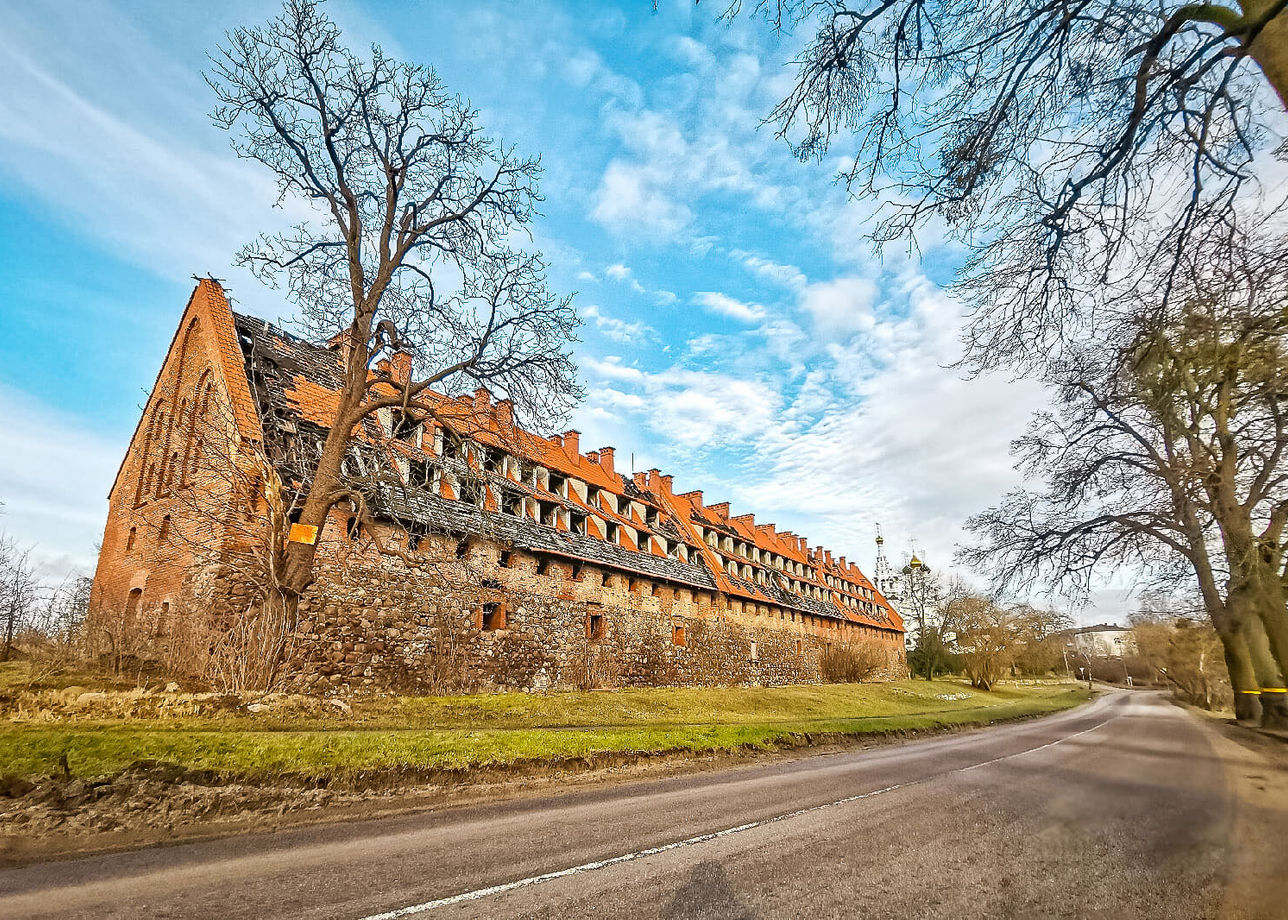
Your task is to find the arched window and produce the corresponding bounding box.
[126,527,137,551]
[152,403,171,500]
[134,401,167,506]
[159,515,171,541]
[125,588,142,626]
[161,450,179,495]
[182,370,212,487]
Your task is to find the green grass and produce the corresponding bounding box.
[0,680,1092,781]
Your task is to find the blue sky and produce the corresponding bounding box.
[0,0,1134,620]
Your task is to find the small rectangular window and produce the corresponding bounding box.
[481,602,506,631]
[672,624,686,647]
[126,527,137,551]
[498,550,512,568]
[750,640,758,662]
[586,608,605,640]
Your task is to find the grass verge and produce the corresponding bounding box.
[1,680,1092,783]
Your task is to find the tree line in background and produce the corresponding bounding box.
[0,526,92,676]
[901,564,1232,707]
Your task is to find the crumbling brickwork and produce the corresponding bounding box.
[91,280,906,691]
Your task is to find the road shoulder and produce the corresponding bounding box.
[1187,709,1288,919]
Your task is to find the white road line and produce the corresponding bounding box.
[358,708,1120,919]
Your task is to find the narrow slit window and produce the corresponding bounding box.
[586,607,605,640]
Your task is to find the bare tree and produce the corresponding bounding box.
[729,0,1286,373]
[207,0,581,607]
[960,225,1288,724]
[0,533,40,663]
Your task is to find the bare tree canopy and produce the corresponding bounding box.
[959,223,1288,722]
[206,0,581,597]
[729,0,1288,372]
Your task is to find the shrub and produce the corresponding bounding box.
[820,643,886,683]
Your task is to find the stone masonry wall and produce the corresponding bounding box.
[284,523,906,694]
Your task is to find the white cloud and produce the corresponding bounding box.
[798,277,879,339]
[582,304,658,344]
[0,385,118,577]
[604,262,646,293]
[0,21,292,283]
[583,357,781,448]
[695,291,766,323]
[734,251,807,290]
[591,160,693,237]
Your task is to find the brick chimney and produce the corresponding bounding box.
[679,490,703,508]
[586,450,600,464]
[562,429,580,454]
[473,387,491,412]
[709,502,730,518]
[733,513,755,528]
[633,471,647,489]
[598,446,615,477]
[391,352,412,385]
[495,398,514,429]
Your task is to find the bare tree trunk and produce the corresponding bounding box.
[1215,614,1262,723]
[1241,612,1288,728]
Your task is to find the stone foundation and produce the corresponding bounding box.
[284,532,905,694]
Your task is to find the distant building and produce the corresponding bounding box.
[1067,624,1136,659]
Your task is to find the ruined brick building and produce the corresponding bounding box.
[90,280,905,692]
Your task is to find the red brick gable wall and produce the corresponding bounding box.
[89,280,257,639]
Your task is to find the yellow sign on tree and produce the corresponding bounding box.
[288,523,318,545]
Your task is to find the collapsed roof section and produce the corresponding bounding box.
[228,303,901,633]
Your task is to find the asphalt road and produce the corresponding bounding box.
[1,691,1282,919]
